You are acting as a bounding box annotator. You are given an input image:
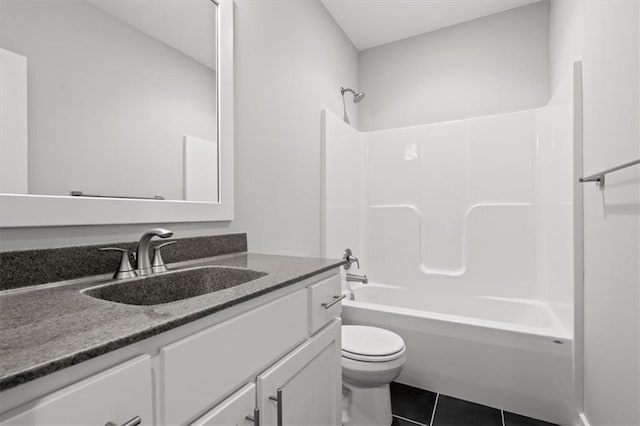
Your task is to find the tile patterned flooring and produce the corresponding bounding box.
[390,383,559,426]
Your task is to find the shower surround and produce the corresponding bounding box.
[322,67,581,425]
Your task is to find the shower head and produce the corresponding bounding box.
[340,86,365,125]
[341,87,365,103]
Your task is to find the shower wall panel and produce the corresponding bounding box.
[363,111,538,299]
[323,94,574,311]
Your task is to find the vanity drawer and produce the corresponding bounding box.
[0,356,152,426]
[160,288,308,426]
[308,274,342,334]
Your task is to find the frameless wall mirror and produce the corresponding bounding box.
[0,0,234,227]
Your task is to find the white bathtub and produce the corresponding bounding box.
[342,283,574,426]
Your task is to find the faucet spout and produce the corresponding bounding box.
[136,228,173,275]
[346,273,368,284]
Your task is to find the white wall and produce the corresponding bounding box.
[231,0,358,257]
[1,0,217,200]
[0,49,28,194]
[358,1,550,131]
[549,1,640,425]
[0,0,359,253]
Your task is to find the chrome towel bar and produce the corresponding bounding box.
[579,158,640,188]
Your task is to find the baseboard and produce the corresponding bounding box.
[577,412,591,426]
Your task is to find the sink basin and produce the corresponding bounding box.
[83,266,268,306]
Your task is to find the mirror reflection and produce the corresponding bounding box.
[0,0,219,202]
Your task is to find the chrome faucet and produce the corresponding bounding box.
[343,248,360,270]
[346,273,368,284]
[136,228,174,276]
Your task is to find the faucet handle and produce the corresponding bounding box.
[151,241,177,273]
[342,248,360,270]
[99,247,137,279]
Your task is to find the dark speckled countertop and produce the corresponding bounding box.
[0,252,344,391]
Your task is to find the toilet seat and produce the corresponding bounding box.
[342,347,405,362]
[342,325,406,363]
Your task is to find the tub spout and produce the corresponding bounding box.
[346,273,368,284]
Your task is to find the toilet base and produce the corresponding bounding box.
[342,381,392,426]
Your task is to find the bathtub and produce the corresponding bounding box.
[342,283,574,426]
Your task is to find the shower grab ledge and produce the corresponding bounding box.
[579,158,640,188]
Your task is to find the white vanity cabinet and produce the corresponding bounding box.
[0,270,343,426]
[160,288,309,425]
[257,320,341,426]
[189,321,341,426]
[0,356,153,426]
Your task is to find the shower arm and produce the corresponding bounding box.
[341,87,356,96]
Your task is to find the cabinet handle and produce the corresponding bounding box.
[269,388,283,426]
[321,294,346,309]
[105,416,141,426]
[246,408,260,426]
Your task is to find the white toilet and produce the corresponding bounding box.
[341,325,407,426]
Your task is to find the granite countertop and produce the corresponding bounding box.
[0,252,344,391]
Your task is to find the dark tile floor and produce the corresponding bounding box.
[390,382,560,426]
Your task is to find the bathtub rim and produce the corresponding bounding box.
[342,293,572,342]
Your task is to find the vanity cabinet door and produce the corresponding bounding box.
[160,289,308,426]
[256,320,341,426]
[0,356,152,426]
[191,383,256,426]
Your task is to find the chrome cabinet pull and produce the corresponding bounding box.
[246,408,260,426]
[105,416,141,426]
[321,294,346,309]
[269,388,283,426]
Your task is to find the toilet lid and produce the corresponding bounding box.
[342,325,405,359]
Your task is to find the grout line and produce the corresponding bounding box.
[392,414,428,426]
[429,393,440,426]
[501,409,506,426]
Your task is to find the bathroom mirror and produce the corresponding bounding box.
[0,0,234,227]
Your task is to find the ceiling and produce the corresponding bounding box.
[320,0,539,51]
[88,0,216,70]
